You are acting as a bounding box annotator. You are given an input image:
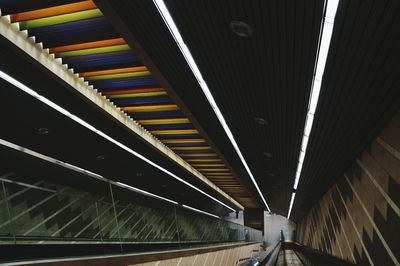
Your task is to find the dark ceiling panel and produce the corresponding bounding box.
[292,0,400,220]
[101,0,324,215]
[3,0,399,222]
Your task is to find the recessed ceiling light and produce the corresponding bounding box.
[263,152,272,158]
[96,154,106,160]
[37,127,49,135]
[254,117,267,125]
[230,20,253,37]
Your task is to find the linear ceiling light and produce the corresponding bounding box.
[0,70,235,212]
[0,137,224,218]
[153,0,271,211]
[287,0,339,219]
[0,137,179,204]
[182,204,219,219]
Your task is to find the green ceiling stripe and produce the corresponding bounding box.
[86,70,151,81]
[125,107,178,113]
[19,9,103,30]
[56,44,130,58]
[108,91,166,99]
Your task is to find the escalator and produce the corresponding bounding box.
[239,241,355,266]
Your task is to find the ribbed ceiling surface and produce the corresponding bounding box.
[99,0,400,220]
[162,0,324,215]
[0,0,257,208]
[293,0,400,221]
[3,0,400,221]
[101,0,324,215]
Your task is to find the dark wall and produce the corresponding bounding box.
[244,208,264,231]
[297,112,400,265]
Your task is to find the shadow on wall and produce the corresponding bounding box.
[264,213,296,250]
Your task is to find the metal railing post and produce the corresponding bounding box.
[173,205,181,246]
[109,184,123,253]
[2,181,16,244]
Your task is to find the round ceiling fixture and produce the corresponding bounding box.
[37,127,49,135]
[230,20,253,37]
[263,152,272,158]
[96,154,106,161]
[254,117,267,125]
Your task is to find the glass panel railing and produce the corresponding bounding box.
[0,173,262,245]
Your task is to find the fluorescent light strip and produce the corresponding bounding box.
[287,0,339,219]
[0,138,178,205]
[153,0,271,211]
[182,204,219,219]
[0,70,235,212]
[0,137,224,218]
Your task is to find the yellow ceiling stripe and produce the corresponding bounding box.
[197,169,230,172]
[19,9,103,30]
[179,153,217,157]
[150,129,199,135]
[56,44,130,57]
[170,146,212,150]
[186,159,222,162]
[191,164,225,167]
[162,139,205,144]
[137,118,190,125]
[121,104,178,112]
[85,71,151,81]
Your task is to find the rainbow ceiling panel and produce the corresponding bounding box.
[0,0,250,206]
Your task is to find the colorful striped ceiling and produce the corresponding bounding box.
[0,0,252,207]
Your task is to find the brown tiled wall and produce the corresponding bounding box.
[297,112,400,265]
[131,242,261,266]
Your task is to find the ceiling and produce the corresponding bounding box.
[96,0,400,220]
[2,0,400,222]
[0,0,257,209]
[96,0,324,215]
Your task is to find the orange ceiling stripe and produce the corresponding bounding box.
[205,173,234,176]
[191,164,225,167]
[198,169,230,172]
[102,87,164,96]
[207,178,235,180]
[10,1,97,22]
[180,153,217,157]
[121,104,178,112]
[49,38,126,54]
[161,139,205,144]
[137,118,190,125]
[186,159,222,162]
[170,146,212,150]
[79,65,148,77]
[150,129,199,135]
